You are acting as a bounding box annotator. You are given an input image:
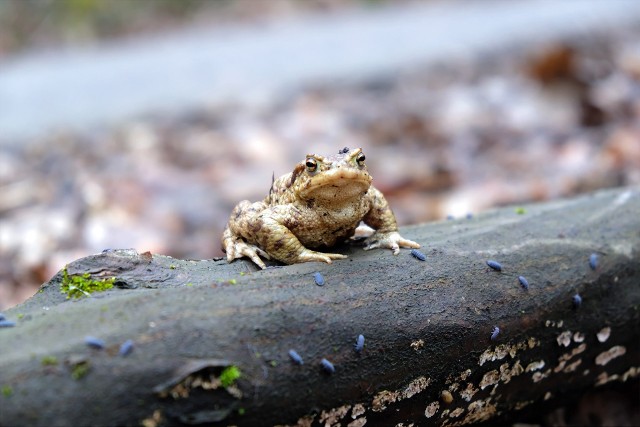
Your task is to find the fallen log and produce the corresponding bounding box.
[1,186,639,426]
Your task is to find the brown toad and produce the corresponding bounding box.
[222,147,419,268]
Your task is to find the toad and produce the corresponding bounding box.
[222,147,420,268]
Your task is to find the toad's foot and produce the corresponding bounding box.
[225,238,271,269]
[296,249,348,265]
[363,231,420,255]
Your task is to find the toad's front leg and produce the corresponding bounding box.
[363,231,420,254]
[362,187,420,254]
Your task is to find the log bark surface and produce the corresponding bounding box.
[1,187,639,426]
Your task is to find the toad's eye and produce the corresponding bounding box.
[305,158,317,172]
[356,152,366,167]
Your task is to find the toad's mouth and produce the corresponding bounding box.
[299,168,372,201]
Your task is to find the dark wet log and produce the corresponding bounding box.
[1,187,639,426]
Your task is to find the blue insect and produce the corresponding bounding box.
[589,253,598,270]
[411,249,426,261]
[119,339,134,356]
[85,336,105,349]
[486,260,502,271]
[491,326,500,341]
[320,358,335,374]
[573,293,582,308]
[518,276,529,290]
[288,349,303,365]
[0,320,16,328]
[354,334,365,352]
[313,272,325,286]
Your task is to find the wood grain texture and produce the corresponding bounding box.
[1,186,639,426]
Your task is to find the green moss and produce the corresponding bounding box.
[170,265,176,269]
[228,279,237,285]
[219,366,241,388]
[185,283,193,287]
[16,313,24,319]
[1,386,12,397]
[61,267,115,299]
[71,362,90,380]
[237,407,246,416]
[41,356,58,366]
[515,207,526,215]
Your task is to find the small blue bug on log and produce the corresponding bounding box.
[119,339,134,356]
[491,326,500,340]
[411,249,426,261]
[85,336,105,349]
[518,276,529,290]
[573,293,582,308]
[486,260,502,271]
[354,334,365,353]
[288,349,303,365]
[589,253,598,270]
[313,272,325,286]
[320,358,335,374]
[0,320,16,328]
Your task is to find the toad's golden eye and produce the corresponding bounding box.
[356,152,366,167]
[305,158,317,172]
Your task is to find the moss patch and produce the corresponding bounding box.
[61,267,115,299]
[71,362,90,380]
[219,366,241,388]
[41,356,58,366]
[1,385,13,398]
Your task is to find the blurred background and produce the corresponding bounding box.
[1,0,640,305]
[1,1,640,424]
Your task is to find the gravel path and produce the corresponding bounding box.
[2,0,640,141]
